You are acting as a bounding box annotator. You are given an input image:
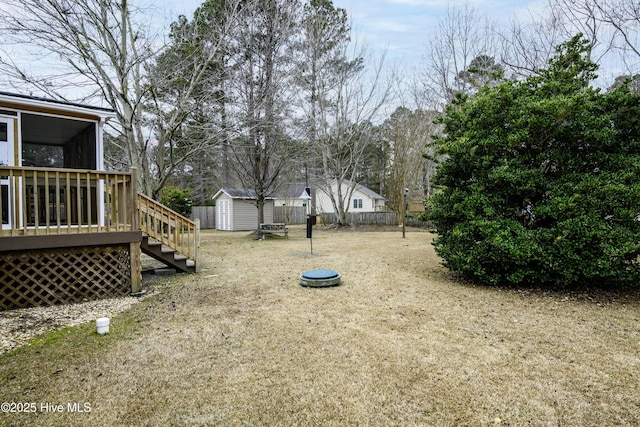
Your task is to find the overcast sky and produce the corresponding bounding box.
[153,0,630,92]
[167,0,548,70]
[331,0,546,67]
[2,0,627,99]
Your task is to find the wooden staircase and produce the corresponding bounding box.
[137,194,199,274]
[141,234,196,273]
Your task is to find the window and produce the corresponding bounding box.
[353,198,363,209]
[0,122,7,166]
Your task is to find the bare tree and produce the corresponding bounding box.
[288,1,392,225]
[553,0,639,71]
[292,0,350,171]
[420,3,498,109]
[501,0,639,82]
[143,0,241,199]
[226,0,302,224]
[380,107,437,219]
[498,6,567,78]
[0,0,240,198]
[313,44,393,225]
[0,0,154,175]
[547,0,618,68]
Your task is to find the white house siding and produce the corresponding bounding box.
[316,181,384,214]
[233,200,256,230]
[274,197,307,208]
[348,188,375,212]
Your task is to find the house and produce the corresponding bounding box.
[271,184,313,224]
[213,188,274,231]
[271,180,385,224]
[315,179,386,214]
[0,92,199,310]
[273,180,385,214]
[273,184,312,209]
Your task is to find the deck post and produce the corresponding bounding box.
[129,167,142,293]
[129,167,139,231]
[130,240,142,293]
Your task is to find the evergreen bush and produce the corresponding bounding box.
[161,187,193,217]
[429,35,640,288]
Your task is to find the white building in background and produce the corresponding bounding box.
[273,180,386,215]
[315,179,386,214]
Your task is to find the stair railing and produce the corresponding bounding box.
[137,193,200,265]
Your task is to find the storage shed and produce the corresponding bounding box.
[213,189,274,231]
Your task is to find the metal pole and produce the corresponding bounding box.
[402,199,406,238]
[402,188,409,239]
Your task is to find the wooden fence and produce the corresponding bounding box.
[191,205,432,229]
[318,212,399,226]
[274,206,307,224]
[191,206,216,229]
[318,212,433,228]
[275,208,401,226]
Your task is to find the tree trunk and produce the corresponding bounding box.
[256,196,265,226]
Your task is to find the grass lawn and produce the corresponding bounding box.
[1,226,639,426]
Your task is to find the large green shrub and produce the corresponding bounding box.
[429,36,640,288]
[160,186,193,217]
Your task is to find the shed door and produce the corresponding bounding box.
[1,117,15,230]
[219,199,231,230]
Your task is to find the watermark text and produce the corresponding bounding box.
[1,402,91,413]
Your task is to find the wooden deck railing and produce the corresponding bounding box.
[137,193,200,262]
[1,165,199,266]
[0,166,137,236]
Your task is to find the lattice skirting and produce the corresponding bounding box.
[1,245,132,310]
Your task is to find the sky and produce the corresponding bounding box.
[1,0,628,99]
[167,0,547,71]
[330,0,545,68]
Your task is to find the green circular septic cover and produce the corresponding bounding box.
[300,269,341,287]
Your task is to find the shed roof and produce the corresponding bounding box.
[213,188,275,200]
[319,179,385,200]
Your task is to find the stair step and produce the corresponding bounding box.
[141,234,195,274]
[139,197,197,274]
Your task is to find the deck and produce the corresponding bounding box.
[0,166,199,309]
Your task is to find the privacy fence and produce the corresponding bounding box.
[274,206,307,224]
[318,212,399,226]
[191,206,216,229]
[191,205,432,229]
[273,207,400,226]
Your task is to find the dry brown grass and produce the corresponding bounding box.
[1,225,640,426]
